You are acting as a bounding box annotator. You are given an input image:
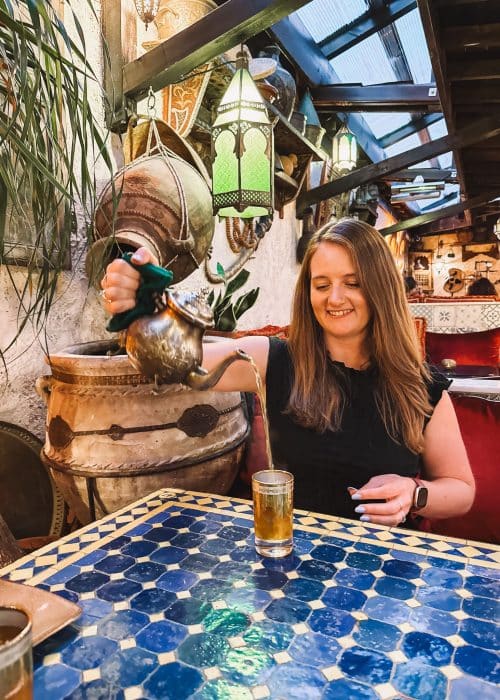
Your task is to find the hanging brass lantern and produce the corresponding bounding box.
[211,50,274,219]
[133,0,160,29]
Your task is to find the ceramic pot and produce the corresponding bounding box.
[258,45,296,120]
[37,339,249,524]
[85,152,214,288]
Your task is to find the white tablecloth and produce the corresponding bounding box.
[449,377,500,401]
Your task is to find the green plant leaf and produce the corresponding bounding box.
[207,289,215,306]
[217,305,237,332]
[216,262,226,280]
[234,288,260,319]
[225,268,250,296]
[213,297,232,326]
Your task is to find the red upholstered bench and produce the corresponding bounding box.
[426,328,500,367]
[428,396,499,544]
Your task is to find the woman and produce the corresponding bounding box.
[101,219,474,528]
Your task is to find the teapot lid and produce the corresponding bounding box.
[167,288,214,329]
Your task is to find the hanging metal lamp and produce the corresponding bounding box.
[211,50,274,219]
[332,124,357,172]
[133,0,160,29]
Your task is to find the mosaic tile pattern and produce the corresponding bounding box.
[2,488,499,700]
[409,301,500,333]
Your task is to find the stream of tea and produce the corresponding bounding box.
[246,354,274,471]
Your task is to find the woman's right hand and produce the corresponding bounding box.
[100,247,158,315]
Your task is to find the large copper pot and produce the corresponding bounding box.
[37,340,248,524]
[86,153,214,286]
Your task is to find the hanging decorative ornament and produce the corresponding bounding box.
[211,49,274,219]
[332,124,357,172]
[134,0,160,29]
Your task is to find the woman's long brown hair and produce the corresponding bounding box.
[287,218,432,454]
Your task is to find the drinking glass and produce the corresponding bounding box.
[0,606,33,700]
[252,470,294,557]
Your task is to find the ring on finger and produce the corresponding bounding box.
[397,500,406,524]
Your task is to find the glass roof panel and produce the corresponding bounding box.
[295,0,368,43]
[386,132,423,157]
[329,34,398,85]
[293,0,455,213]
[361,113,412,140]
[426,118,447,139]
[437,151,453,169]
[426,119,452,169]
[394,8,433,83]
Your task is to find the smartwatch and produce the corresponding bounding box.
[411,477,428,511]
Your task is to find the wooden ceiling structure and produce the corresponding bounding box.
[109,0,500,239]
[417,0,500,235]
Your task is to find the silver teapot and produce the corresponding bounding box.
[125,288,249,389]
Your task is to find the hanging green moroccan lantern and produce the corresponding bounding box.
[211,51,274,218]
[332,124,357,172]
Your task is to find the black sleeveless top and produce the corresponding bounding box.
[265,337,451,519]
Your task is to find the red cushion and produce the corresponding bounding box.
[428,396,499,544]
[426,329,500,367]
[414,296,499,302]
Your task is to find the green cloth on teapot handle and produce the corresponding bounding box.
[106,252,174,332]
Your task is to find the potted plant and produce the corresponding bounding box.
[207,264,259,333]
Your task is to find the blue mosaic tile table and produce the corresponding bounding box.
[1,488,499,700]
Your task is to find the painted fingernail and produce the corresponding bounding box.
[131,250,144,263]
[354,506,365,514]
[360,515,371,522]
[351,493,362,500]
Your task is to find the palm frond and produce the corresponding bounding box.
[0,0,112,353]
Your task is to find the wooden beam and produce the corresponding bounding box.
[123,0,311,101]
[102,0,138,130]
[319,0,417,59]
[448,58,500,81]
[311,84,440,112]
[453,82,500,104]
[297,116,500,213]
[443,24,500,50]
[418,0,468,203]
[379,190,500,235]
[382,167,458,182]
[436,0,494,6]
[417,216,472,236]
[270,14,386,164]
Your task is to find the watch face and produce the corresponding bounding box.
[415,486,428,509]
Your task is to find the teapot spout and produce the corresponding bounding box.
[185,349,251,391]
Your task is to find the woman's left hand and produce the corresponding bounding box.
[350,474,416,526]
